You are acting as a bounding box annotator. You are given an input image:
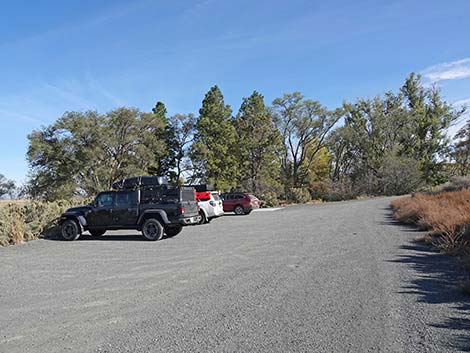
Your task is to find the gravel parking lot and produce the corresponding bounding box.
[0,197,468,352]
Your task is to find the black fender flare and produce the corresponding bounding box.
[138,209,170,225]
[61,214,87,232]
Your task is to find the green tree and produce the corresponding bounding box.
[272,92,340,199]
[328,73,462,195]
[149,101,175,177]
[191,86,239,190]
[236,91,282,195]
[400,73,463,184]
[27,107,166,200]
[451,119,470,176]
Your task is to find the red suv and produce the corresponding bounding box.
[221,192,260,215]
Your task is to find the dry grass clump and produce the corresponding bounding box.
[391,189,470,295]
[0,200,75,246]
[391,189,470,237]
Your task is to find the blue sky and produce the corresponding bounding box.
[1,0,470,183]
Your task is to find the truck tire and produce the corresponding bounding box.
[234,205,244,215]
[89,229,106,237]
[61,219,81,241]
[165,225,183,237]
[142,218,164,241]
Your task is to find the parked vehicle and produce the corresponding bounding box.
[197,191,224,224]
[59,176,200,241]
[221,192,260,215]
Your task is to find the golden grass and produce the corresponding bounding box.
[392,189,470,266]
[392,189,470,295]
[391,189,470,237]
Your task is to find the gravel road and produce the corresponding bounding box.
[1,197,469,352]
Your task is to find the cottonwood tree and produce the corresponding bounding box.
[328,74,463,194]
[400,73,463,184]
[27,108,166,200]
[235,91,282,195]
[272,92,340,199]
[191,85,239,190]
[451,119,470,176]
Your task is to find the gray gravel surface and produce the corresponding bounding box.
[1,197,469,352]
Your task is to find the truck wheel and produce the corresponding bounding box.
[89,229,106,237]
[142,218,164,241]
[61,219,81,241]
[234,205,244,215]
[165,225,183,237]
[198,210,207,224]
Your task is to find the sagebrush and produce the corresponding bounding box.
[0,200,76,246]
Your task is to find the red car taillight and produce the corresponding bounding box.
[180,207,185,214]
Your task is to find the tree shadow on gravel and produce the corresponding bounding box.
[386,209,470,352]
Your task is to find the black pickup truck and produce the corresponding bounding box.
[59,176,200,241]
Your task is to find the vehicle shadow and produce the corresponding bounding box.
[384,207,470,351]
[45,233,176,242]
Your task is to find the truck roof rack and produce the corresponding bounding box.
[189,184,215,192]
[112,176,169,190]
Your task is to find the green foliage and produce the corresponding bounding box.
[27,108,166,200]
[399,73,462,184]
[236,91,282,194]
[328,73,463,195]
[21,74,462,209]
[272,92,340,200]
[149,101,174,177]
[259,191,280,207]
[191,86,239,190]
[309,181,356,202]
[289,187,312,203]
[378,153,423,195]
[451,118,470,176]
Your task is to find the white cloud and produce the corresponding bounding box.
[422,58,470,82]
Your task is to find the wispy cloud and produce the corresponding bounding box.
[85,73,125,107]
[0,107,44,124]
[453,98,470,107]
[422,58,470,82]
[44,83,96,110]
[0,0,154,49]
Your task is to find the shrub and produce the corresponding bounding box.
[0,200,76,246]
[442,176,470,192]
[391,189,470,254]
[290,187,312,203]
[309,181,357,202]
[379,154,423,195]
[259,192,280,207]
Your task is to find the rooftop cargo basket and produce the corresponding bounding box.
[191,184,215,192]
[112,176,169,190]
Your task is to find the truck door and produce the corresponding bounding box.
[112,190,139,226]
[87,192,115,227]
